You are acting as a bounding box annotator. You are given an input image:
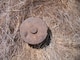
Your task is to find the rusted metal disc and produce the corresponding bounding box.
[20,17,48,44]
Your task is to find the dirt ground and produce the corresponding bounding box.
[0,0,80,60]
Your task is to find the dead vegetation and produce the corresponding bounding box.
[0,0,80,60]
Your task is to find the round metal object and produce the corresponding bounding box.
[20,17,48,44]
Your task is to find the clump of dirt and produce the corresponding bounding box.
[0,0,80,60]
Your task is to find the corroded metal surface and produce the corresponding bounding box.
[20,17,48,44]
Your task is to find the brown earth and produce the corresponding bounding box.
[0,0,80,60]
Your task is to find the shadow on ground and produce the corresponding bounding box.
[28,28,52,49]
